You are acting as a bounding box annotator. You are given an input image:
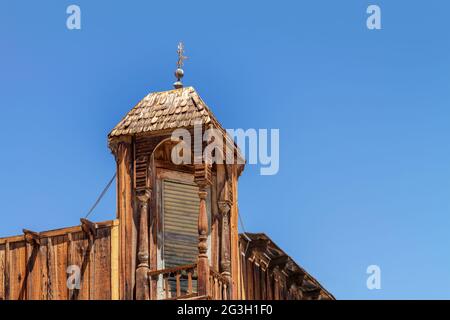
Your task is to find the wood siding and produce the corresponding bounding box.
[0,220,119,300]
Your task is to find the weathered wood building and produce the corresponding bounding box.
[0,63,333,300]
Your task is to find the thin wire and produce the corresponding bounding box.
[238,211,247,234]
[238,211,253,256]
[84,173,117,219]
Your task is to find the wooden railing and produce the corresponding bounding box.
[209,269,231,300]
[147,264,231,300]
[148,264,197,300]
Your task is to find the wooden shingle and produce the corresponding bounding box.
[108,87,221,138]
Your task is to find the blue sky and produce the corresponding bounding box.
[1,0,450,299]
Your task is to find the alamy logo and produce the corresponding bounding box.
[366,265,381,290]
[170,121,279,176]
[366,5,382,30]
[66,265,81,290]
[66,5,81,30]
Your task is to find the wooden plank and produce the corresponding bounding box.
[0,235,24,244]
[9,241,26,299]
[93,227,111,299]
[24,241,43,300]
[110,220,119,300]
[0,244,4,300]
[89,237,95,300]
[71,231,90,300]
[223,282,228,300]
[214,277,219,300]
[147,263,197,276]
[39,243,48,300]
[54,235,68,300]
[0,220,116,245]
[176,273,181,297]
[246,259,254,300]
[266,271,273,300]
[240,250,246,300]
[67,233,74,299]
[187,271,193,294]
[46,237,55,300]
[253,263,261,300]
[4,242,10,300]
[164,275,169,299]
[30,243,44,300]
[25,242,32,300]
[260,269,267,300]
[273,273,280,300]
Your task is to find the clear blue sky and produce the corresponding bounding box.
[1,0,449,299]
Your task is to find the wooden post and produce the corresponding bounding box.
[197,186,209,297]
[135,189,151,300]
[216,162,234,298]
[112,139,136,300]
[272,266,282,300]
[230,165,240,299]
[218,200,232,286]
[110,219,120,300]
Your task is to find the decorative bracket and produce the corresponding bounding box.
[80,218,97,240]
[268,254,290,270]
[23,229,41,246]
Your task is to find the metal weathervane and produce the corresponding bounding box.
[174,42,187,89]
[176,42,188,68]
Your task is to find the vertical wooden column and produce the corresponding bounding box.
[196,184,210,297]
[218,201,232,284]
[110,219,120,300]
[113,139,135,300]
[194,126,212,297]
[135,189,151,300]
[230,165,241,299]
[273,266,281,300]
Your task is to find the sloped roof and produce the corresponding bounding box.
[240,232,335,300]
[109,86,221,138]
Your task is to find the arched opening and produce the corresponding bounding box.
[150,139,213,298]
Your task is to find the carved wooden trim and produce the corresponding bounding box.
[287,271,306,292]
[109,136,132,159]
[135,188,151,300]
[196,179,210,297]
[198,189,209,259]
[218,200,231,282]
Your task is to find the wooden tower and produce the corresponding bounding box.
[108,84,245,299]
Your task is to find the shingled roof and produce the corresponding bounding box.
[109,86,221,138]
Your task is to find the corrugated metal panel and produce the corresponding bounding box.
[163,180,200,268]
